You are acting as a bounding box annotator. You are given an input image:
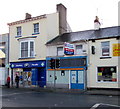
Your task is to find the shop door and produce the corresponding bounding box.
[71,70,84,89]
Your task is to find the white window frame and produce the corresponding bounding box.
[33,23,39,33]
[17,26,22,36]
[75,45,83,55]
[96,66,118,83]
[57,47,64,56]
[101,41,110,57]
[20,39,35,58]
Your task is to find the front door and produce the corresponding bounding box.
[71,70,84,89]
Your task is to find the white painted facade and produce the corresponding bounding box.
[9,13,59,62]
[88,38,120,88]
[46,42,88,89]
[47,42,88,57]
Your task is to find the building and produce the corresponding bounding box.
[8,4,70,87]
[46,26,120,89]
[0,33,9,85]
[88,26,120,89]
[46,32,89,90]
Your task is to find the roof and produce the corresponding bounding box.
[7,14,46,26]
[46,26,120,45]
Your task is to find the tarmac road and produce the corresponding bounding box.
[1,87,120,109]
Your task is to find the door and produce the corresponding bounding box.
[38,68,46,87]
[71,70,84,89]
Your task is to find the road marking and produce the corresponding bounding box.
[90,103,120,109]
[90,103,101,109]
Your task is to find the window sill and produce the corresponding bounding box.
[32,32,40,35]
[97,81,117,83]
[100,56,112,59]
[18,57,35,59]
[15,35,22,38]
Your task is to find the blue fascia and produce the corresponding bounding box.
[10,60,46,68]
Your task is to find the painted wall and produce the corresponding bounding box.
[47,42,88,57]
[88,38,119,88]
[9,13,59,62]
[47,70,69,88]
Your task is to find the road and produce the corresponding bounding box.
[1,88,120,109]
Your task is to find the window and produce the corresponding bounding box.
[101,41,110,56]
[20,41,34,58]
[34,23,39,33]
[57,47,63,56]
[76,45,82,54]
[61,70,65,76]
[97,66,117,82]
[17,26,21,36]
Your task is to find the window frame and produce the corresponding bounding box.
[96,66,117,83]
[75,45,83,55]
[17,26,22,36]
[33,23,39,34]
[101,41,110,57]
[20,40,35,58]
[57,46,64,56]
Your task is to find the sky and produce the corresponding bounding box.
[0,0,119,34]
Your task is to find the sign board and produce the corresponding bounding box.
[10,60,46,68]
[64,42,74,55]
[113,43,120,56]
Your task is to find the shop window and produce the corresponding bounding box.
[61,70,65,76]
[57,47,64,56]
[97,66,117,82]
[101,41,110,57]
[20,40,35,58]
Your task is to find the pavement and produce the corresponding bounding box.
[1,86,120,96]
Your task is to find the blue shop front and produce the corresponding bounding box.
[10,60,46,87]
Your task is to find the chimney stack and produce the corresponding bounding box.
[57,3,67,34]
[25,13,32,20]
[94,16,101,30]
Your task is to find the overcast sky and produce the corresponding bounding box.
[0,0,119,34]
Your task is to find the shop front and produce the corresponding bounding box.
[46,56,87,90]
[10,60,46,87]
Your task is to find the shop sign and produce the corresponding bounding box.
[10,61,46,68]
[113,43,120,56]
[64,42,74,55]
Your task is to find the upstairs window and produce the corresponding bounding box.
[57,47,64,56]
[101,41,110,57]
[17,26,21,36]
[34,23,39,33]
[20,41,34,58]
[76,45,83,55]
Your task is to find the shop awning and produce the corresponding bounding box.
[0,49,5,58]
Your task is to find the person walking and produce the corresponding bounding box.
[7,76,10,88]
[28,76,31,86]
[15,75,19,88]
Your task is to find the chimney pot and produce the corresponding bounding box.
[25,13,32,20]
[94,16,101,30]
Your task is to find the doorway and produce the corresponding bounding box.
[71,70,85,89]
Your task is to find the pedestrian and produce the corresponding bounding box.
[28,76,31,86]
[15,75,19,88]
[7,76,10,88]
[19,75,23,84]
